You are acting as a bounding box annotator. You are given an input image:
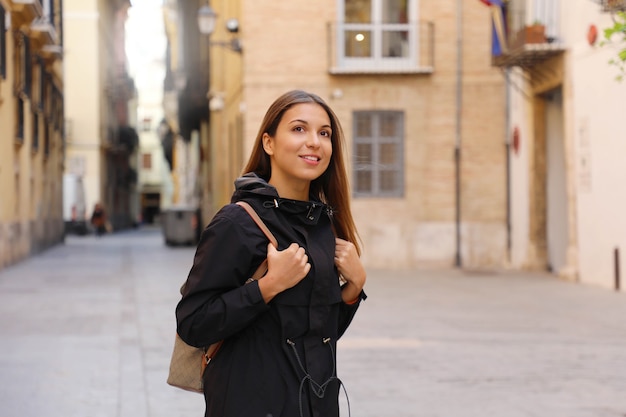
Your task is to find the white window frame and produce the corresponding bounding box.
[337,0,418,72]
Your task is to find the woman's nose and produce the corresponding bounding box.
[306,133,321,148]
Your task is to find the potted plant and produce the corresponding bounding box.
[524,20,546,44]
[512,20,546,48]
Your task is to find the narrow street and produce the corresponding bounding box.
[1,227,625,417]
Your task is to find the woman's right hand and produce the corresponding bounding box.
[257,243,310,303]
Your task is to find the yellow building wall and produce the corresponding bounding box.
[0,0,65,270]
[207,0,244,214]
[64,0,102,214]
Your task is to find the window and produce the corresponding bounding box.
[22,35,32,98]
[14,33,32,143]
[46,0,54,25]
[32,58,44,152]
[14,33,32,98]
[142,153,152,170]
[32,112,39,151]
[16,96,25,142]
[353,111,404,197]
[51,85,63,133]
[336,0,422,73]
[37,59,45,111]
[44,123,50,156]
[43,72,52,120]
[141,117,152,132]
[0,5,6,79]
[58,0,64,46]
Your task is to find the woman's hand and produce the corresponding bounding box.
[258,243,311,303]
[335,238,366,303]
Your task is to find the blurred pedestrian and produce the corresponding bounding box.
[175,90,367,417]
[90,202,107,236]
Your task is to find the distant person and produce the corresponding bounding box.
[90,203,107,236]
[175,90,367,417]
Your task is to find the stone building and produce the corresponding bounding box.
[185,0,508,269]
[0,0,65,269]
[63,0,138,233]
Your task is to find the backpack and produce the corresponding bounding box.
[166,201,277,393]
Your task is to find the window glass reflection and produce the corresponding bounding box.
[345,30,372,58]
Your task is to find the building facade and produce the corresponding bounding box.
[63,0,137,232]
[0,0,65,269]
[194,0,508,269]
[484,0,626,290]
[158,0,208,245]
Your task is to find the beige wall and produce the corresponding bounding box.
[205,0,508,269]
[567,1,626,289]
[64,0,102,214]
[507,0,626,290]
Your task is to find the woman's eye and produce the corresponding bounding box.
[294,126,304,132]
[321,130,331,137]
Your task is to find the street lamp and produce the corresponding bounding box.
[197,4,242,53]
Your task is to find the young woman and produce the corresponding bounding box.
[176,90,366,417]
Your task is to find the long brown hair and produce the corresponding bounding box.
[242,90,361,255]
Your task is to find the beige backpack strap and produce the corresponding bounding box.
[236,201,278,282]
[236,201,278,248]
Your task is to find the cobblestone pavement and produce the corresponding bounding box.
[1,227,625,417]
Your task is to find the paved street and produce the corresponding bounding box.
[1,227,626,417]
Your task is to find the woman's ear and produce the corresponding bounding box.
[262,133,274,155]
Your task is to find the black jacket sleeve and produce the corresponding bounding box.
[337,288,367,338]
[175,205,270,348]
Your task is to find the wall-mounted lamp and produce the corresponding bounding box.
[197,5,242,53]
[208,93,225,112]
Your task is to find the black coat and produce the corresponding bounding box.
[176,173,365,417]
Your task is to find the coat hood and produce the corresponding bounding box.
[231,172,332,226]
[231,172,279,201]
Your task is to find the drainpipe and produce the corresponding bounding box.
[505,69,512,263]
[454,0,463,267]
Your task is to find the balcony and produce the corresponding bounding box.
[490,2,566,69]
[30,17,57,45]
[327,20,434,75]
[11,0,43,23]
[492,24,565,68]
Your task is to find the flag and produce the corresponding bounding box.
[480,0,505,6]
[479,0,508,56]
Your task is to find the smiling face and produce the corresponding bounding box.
[262,102,333,200]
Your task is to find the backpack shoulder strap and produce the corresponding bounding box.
[235,201,278,248]
[236,201,277,282]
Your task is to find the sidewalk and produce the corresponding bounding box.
[341,268,626,417]
[0,227,625,417]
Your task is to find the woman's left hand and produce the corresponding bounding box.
[335,238,366,303]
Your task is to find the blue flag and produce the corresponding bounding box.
[480,0,507,56]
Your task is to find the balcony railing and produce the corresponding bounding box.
[327,21,434,74]
[30,18,58,45]
[491,8,566,68]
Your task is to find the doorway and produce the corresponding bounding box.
[530,87,568,272]
[544,88,568,273]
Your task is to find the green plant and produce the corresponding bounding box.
[602,11,626,81]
